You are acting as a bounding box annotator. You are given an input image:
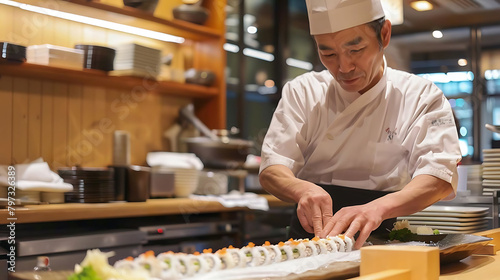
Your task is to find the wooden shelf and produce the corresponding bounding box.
[64,0,223,40]
[0,61,218,98]
[0,195,293,224]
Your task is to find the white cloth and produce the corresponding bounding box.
[306,0,385,35]
[0,159,73,192]
[260,64,461,196]
[190,191,269,211]
[147,152,204,170]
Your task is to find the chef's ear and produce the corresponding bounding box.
[381,19,392,49]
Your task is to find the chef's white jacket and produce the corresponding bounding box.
[260,64,462,196]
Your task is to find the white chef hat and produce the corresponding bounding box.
[306,0,385,35]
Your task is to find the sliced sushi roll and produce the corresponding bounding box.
[177,253,209,277]
[201,249,222,272]
[114,256,142,272]
[156,251,183,278]
[227,246,247,268]
[328,236,346,252]
[277,241,294,261]
[300,239,319,256]
[339,235,354,252]
[262,241,283,263]
[311,237,329,255]
[241,242,270,267]
[134,251,163,278]
[285,239,307,259]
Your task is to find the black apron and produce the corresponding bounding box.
[288,184,396,240]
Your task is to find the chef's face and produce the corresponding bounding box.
[314,20,391,94]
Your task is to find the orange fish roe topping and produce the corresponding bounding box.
[217,248,227,255]
[278,242,285,247]
[203,248,213,254]
[291,240,299,246]
[125,256,134,261]
[228,245,235,249]
[264,241,271,246]
[288,238,294,242]
[247,242,255,248]
[193,251,200,255]
[312,236,320,242]
[338,235,345,240]
[142,250,155,258]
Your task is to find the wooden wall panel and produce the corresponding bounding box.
[0,77,13,165]
[12,78,29,164]
[81,86,97,167]
[52,83,68,169]
[67,84,83,166]
[40,81,54,166]
[91,87,111,167]
[28,80,42,161]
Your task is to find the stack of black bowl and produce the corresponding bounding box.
[0,42,26,62]
[58,167,115,203]
[75,44,116,72]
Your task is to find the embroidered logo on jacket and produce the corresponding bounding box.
[385,127,397,141]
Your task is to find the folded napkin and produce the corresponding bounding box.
[147,152,204,170]
[0,158,73,192]
[190,190,269,211]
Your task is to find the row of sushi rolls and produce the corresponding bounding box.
[71,235,355,280]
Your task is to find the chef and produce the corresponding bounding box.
[259,0,462,249]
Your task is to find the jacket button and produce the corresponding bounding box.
[326,133,334,140]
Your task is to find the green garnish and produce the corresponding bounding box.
[433,229,440,235]
[388,228,416,242]
[67,266,101,280]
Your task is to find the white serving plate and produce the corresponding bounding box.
[396,219,488,227]
[399,215,487,222]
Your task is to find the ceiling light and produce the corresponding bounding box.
[0,0,184,44]
[410,1,434,11]
[432,30,443,39]
[243,48,274,62]
[458,59,467,67]
[286,58,313,71]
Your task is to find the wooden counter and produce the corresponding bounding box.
[440,251,500,279]
[0,195,293,224]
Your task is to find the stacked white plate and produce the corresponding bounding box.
[112,43,161,77]
[398,205,490,234]
[482,148,500,196]
[27,44,84,70]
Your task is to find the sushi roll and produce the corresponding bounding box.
[262,241,283,263]
[277,241,294,261]
[177,253,209,277]
[201,249,222,272]
[134,250,163,278]
[339,235,354,252]
[284,239,307,259]
[114,256,142,272]
[241,242,270,267]
[328,235,346,252]
[216,247,245,269]
[311,237,329,255]
[300,239,319,256]
[156,251,183,278]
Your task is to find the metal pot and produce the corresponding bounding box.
[183,137,254,169]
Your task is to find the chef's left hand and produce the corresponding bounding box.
[320,204,383,250]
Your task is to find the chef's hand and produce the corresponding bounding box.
[296,184,334,237]
[320,204,383,250]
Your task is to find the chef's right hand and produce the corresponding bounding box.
[296,183,334,237]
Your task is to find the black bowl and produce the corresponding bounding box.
[173,4,209,25]
[123,0,159,13]
[75,44,116,72]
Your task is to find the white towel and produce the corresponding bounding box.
[0,158,73,192]
[190,191,269,211]
[147,152,204,170]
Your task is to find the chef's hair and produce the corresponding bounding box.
[366,16,386,49]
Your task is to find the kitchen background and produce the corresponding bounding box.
[1,0,500,167]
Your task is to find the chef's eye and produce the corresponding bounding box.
[350,48,364,53]
[322,53,336,57]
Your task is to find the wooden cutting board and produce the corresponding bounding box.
[9,270,73,280]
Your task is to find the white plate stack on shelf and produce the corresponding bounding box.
[398,205,490,234]
[112,43,161,78]
[26,44,84,70]
[482,148,500,196]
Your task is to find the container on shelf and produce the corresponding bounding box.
[27,44,84,69]
[75,44,116,72]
